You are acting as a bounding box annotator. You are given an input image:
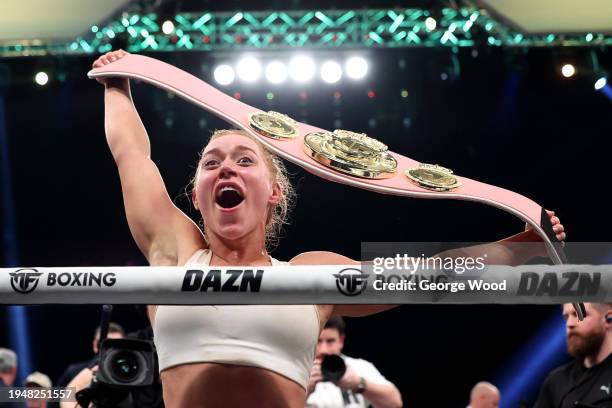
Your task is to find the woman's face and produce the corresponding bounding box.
[194,133,281,241]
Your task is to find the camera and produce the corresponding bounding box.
[97,339,155,387]
[321,354,347,382]
[76,338,156,408]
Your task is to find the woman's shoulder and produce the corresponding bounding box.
[179,247,210,266]
[289,251,359,266]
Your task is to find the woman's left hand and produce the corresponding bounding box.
[525,209,566,243]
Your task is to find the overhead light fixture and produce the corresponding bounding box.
[236,57,262,83]
[289,55,316,82]
[425,17,437,31]
[162,20,175,35]
[345,57,368,80]
[265,61,288,84]
[321,61,342,84]
[594,76,607,90]
[34,72,49,86]
[561,63,576,78]
[213,64,235,85]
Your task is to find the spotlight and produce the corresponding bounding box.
[561,64,576,78]
[34,71,49,86]
[289,56,316,82]
[236,57,262,83]
[594,77,607,90]
[345,57,368,80]
[213,64,235,86]
[425,17,437,31]
[162,20,175,35]
[265,61,288,84]
[321,61,342,84]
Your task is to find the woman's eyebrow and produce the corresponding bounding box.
[203,145,258,157]
[234,145,258,155]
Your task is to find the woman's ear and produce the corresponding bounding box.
[192,189,199,210]
[268,182,282,206]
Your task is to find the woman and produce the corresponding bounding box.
[89,50,565,408]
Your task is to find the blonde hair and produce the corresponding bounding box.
[191,129,295,249]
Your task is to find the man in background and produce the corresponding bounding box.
[534,303,612,408]
[306,316,402,408]
[24,371,52,408]
[0,348,17,387]
[467,381,500,408]
[0,348,17,408]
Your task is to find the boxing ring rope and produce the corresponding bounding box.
[1,265,609,304]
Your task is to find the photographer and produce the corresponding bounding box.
[306,316,402,408]
[61,327,163,408]
[57,323,125,387]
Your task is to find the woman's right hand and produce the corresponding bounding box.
[91,49,129,86]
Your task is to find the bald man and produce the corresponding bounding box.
[468,382,500,408]
[534,303,612,408]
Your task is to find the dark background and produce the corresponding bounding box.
[1,14,611,407]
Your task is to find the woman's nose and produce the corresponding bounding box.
[218,160,237,178]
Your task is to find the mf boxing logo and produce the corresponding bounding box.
[9,269,116,294]
[9,268,44,294]
[334,268,369,297]
[181,269,264,292]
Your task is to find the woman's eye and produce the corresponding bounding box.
[238,157,253,164]
[203,159,219,167]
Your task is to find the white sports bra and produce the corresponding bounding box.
[153,249,320,389]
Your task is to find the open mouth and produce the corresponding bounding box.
[216,186,244,209]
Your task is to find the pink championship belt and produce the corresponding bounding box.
[88,54,585,318]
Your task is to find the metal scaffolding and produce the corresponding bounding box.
[2,8,611,57]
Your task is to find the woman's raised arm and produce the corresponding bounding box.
[94,50,204,265]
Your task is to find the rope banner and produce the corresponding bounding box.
[1,265,610,304]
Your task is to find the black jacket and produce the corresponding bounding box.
[534,354,612,408]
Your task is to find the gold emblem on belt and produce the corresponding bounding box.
[404,163,461,191]
[248,111,297,139]
[303,129,397,179]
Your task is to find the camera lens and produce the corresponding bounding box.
[321,355,346,382]
[110,351,140,383]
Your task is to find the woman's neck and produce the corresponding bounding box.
[206,231,269,265]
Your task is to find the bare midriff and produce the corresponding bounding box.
[160,362,307,408]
